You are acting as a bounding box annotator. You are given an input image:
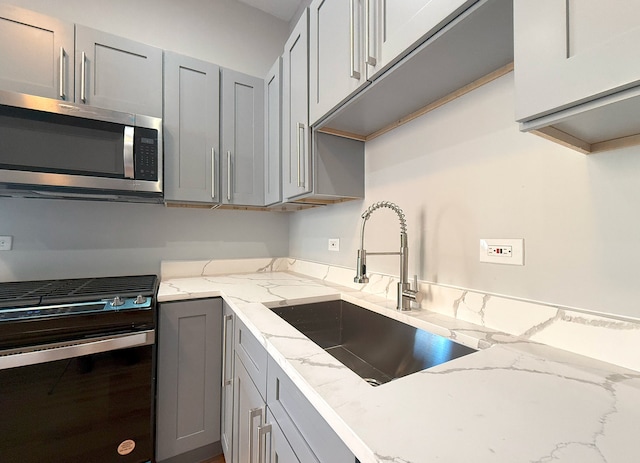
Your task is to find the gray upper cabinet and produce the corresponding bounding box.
[315,0,513,140]
[75,25,162,117]
[0,5,162,116]
[0,5,74,100]
[367,0,476,80]
[514,0,640,153]
[156,298,223,463]
[221,68,265,206]
[264,57,282,206]
[308,0,369,126]
[282,9,310,201]
[164,52,220,204]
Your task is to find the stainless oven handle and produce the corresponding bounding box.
[123,126,135,179]
[0,330,155,371]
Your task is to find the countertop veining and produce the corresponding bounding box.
[159,270,640,463]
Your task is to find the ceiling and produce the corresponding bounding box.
[235,0,302,22]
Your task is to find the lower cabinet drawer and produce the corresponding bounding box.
[266,356,354,463]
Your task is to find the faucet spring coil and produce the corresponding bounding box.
[361,201,407,234]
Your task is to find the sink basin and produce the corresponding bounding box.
[270,300,477,386]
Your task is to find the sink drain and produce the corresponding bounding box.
[364,377,382,387]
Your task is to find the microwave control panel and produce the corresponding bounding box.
[134,128,158,181]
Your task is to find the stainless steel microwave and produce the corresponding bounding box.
[0,90,162,203]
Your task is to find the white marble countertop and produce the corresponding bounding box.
[159,271,640,463]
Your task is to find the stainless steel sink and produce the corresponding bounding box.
[270,300,477,386]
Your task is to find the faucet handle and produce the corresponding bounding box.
[411,275,423,305]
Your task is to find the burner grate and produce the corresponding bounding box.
[0,275,157,308]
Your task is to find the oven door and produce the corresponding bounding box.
[0,331,155,463]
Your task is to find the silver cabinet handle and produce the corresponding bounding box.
[349,0,361,79]
[211,148,217,200]
[0,330,154,370]
[249,407,263,463]
[80,51,87,103]
[59,47,66,100]
[365,0,377,66]
[226,150,232,201]
[296,123,305,188]
[221,314,233,387]
[258,424,272,463]
[123,126,135,179]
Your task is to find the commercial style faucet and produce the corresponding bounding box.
[354,201,420,311]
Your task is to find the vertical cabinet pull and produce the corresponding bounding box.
[221,314,232,387]
[211,148,217,200]
[226,150,232,201]
[59,47,66,100]
[80,51,87,103]
[258,423,273,463]
[365,0,377,66]
[349,0,361,79]
[296,123,305,188]
[249,407,263,463]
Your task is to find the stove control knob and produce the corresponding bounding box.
[134,295,147,305]
[111,296,125,307]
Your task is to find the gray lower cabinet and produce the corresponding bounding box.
[233,354,265,463]
[221,302,235,462]
[221,68,265,206]
[156,298,223,463]
[266,356,353,463]
[228,304,355,463]
[164,52,221,204]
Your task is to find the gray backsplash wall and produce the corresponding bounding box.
[289,74,640,320]
[0,199,289,281]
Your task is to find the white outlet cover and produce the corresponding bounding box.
[0,235,13,251]
[328,238,340,252]
[479,239,524,265]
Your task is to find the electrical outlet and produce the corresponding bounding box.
[479,239,523,265]
[0,235,13,251]
[328,238,340,252]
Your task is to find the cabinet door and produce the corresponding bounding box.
[367,0,475,79]
[233,355,265,463]
[75,25,162,116]
[221,68,265,206]
[156,299,223,462]
[309,0,368,126]
[0,5,74,100]
[164,52,220,204]
[515,0,640,121]
[264,57,282,206]
[261,410,315,463]
[221,303,235,462]
[282,10,311,200]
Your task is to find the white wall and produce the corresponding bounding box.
[7,0,289,77]
[0,0,291,281]
[289,73,640,320]
[0,198,289,281]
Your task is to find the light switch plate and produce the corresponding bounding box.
[0,235,13,251]
[479,238,523,265]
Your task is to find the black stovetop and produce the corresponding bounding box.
[0,275,158,308]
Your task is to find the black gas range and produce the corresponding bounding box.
[0,275,158,463]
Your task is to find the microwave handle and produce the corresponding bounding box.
[123,126,135,179]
